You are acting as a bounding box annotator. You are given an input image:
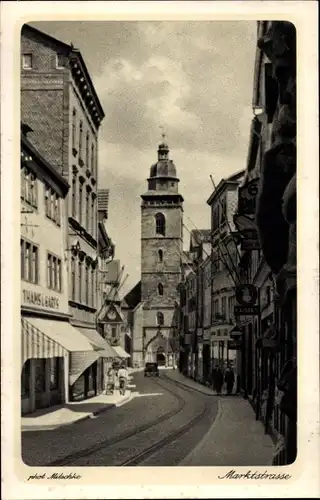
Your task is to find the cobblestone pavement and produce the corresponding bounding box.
[21,371,218,466]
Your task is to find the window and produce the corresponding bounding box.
[71,257,76,301]
[221,296,227,319]
[21,167,37,207]
[49,358,60,390]
[91,268,95,307]
[158,249,163,262]
[21,239,39,283]
[220,196,227,225]
[85,191,90,230]
[85,264,89,305]
[22,54,32,69]
[72,108,77,151]
[155,213,165,236]
[91,195,95,238]
[56,53,64,69]
[86,133,90,169]
[47,254,62,292]
[156,312,164,326]
[72,176,76,217]
[45,185,61,225]
[91,143,95,172]
[21,360,30,397]
[158,283,164,296]
[111,327,117,338]
[78,261,82,303]
[212,204,220,232]
[228,296,235,322]
[79,121,83,158]
[79,182,83,225]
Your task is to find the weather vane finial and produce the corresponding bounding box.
[159,125,166,142]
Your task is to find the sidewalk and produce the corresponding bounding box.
[166,371,276,466]
[21,389,132,432]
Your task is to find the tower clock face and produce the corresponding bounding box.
[108,310,117,321]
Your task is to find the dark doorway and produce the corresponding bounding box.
[156,352,166,366]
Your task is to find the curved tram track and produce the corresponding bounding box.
[47,373,215,467]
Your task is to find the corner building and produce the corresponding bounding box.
[140,141,183,367]
[21,24,109,402]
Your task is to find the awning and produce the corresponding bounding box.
[113,345,130,359]
[23,317,101,354]
[21,317,67,367]
[76,327,119,359]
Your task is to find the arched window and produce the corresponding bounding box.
[155,213,165,236]
[158,249,163,262]
[156,312,164,326]
[158,283,164,296]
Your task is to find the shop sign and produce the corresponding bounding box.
[22,289,60,310]
[238,179,260,216]
[233,214,260,250]
[236,285,258,306]
[234,305,259,315]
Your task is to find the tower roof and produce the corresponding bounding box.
[149,138,178,180]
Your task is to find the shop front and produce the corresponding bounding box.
[69,326,119,401]
[21,315,105,414]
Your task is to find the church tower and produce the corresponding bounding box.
[140,136,183,367]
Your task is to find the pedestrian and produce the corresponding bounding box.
[225,366,235,395]
[215,367,224,396]
[105,366,115,394]
[211,366,217,392]
[117,364,129,396]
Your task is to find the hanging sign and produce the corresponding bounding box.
[238,178,260,216]
[233,214,261,250]
[234,285,259,315]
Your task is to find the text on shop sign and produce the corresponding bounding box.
[22,290,60,310]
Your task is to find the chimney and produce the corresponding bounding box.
[98,189,110,222]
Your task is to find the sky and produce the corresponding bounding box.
[32,20,257,296]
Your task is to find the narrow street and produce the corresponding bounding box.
[22,371,219,467]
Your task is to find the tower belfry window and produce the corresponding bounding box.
[158,249,163,262]
[158,283,164,296]
[155,213,165,236]
[157,312,164,326]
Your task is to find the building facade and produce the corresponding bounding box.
[206,171,244,390]
[233,21,297,465]
[20,131,103,414]
[20,24,116,402]
[139,140,184,367]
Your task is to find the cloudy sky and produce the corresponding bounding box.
[33,20,257,296]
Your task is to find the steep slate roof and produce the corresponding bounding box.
[121,281,142,309]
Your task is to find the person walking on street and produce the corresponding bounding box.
[105,366,115,394]
[225,366,235,395]
[117,364,128,396]
[211,366,217,392]
[215,367,224,396]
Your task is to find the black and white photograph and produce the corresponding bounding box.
[19,18,298,468]
[1,1,319,498]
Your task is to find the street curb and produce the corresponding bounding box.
[164,372,216,396]
[21,393,132,432]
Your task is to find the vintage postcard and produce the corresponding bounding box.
[1,1,319,499]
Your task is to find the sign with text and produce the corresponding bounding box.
[22,289,60,310]
[234,305,259,315]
